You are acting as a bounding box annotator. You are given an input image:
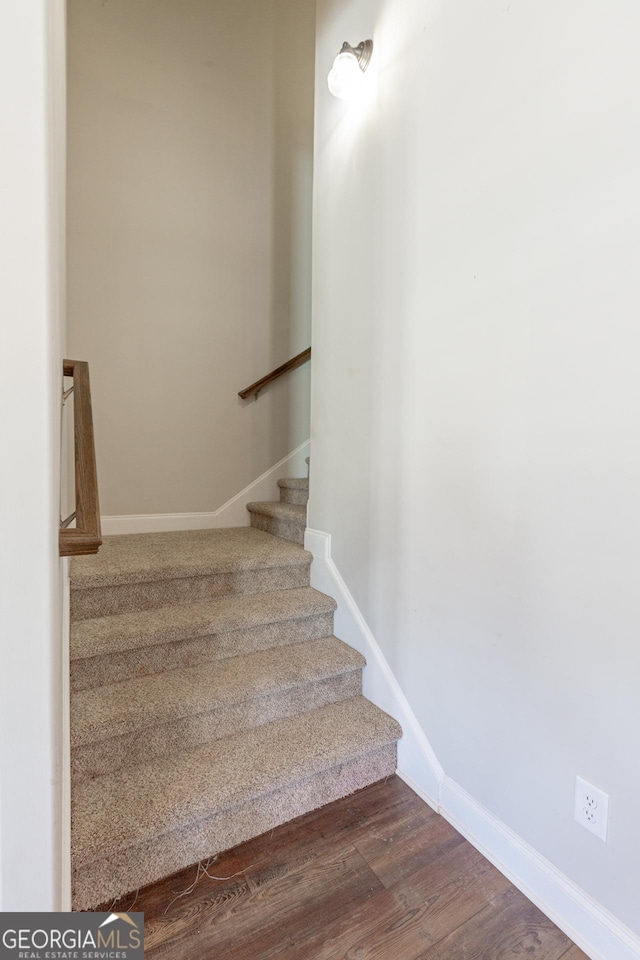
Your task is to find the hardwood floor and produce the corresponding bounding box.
[103,776,589,960]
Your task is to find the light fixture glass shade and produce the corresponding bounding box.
[327,49,365,100]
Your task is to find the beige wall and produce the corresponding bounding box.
[68,0,314,517]
[312,0,640,939]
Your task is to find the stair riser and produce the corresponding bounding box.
[279,488,308,506]
[72,671,362,780]
[72,744,397,909]
[250,514,305,545]
[71,612,336,691]
[71,563,311,621]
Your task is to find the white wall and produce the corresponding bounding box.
[311,0,640,940]
[0,0,66,910]
[67,0,315,518]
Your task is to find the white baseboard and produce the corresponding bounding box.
[304,525,640,960]
[101,440,310,536]
[304,527,442,810]
[437,776,640,960]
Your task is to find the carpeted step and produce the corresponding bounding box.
[71,637,365,779]
[70,587,337,691]
[71,696,401,909]
[277,476,309,506]
[70,527,311,620]
[247,501,306,544]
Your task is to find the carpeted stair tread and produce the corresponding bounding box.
[72,696,401,864]
[277,477,309,490]
[277,477,309,505]
[246,501,307,523]
[70,586,336,661]
[71,637,365,748]
[247,500,307,544]
[71,527,310,591]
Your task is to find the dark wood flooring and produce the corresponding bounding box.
[105,776,589,960]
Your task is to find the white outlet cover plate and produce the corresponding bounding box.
[574,774,609,842]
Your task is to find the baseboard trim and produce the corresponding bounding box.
[304,527,442,810]
[101,441,310,535]
[396,768,440,812]
[436,776,640,960]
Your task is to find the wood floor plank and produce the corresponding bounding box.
[559,948,591,960]
[137,849,251,950]
[415,885,573,960]
[275,836,510,960]
[145,843,382,959]
[355,800,464,888]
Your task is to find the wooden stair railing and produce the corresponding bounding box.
[59,359,102,557]
[238,347,311,400]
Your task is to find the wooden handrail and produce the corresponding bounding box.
[238,347,311,400]
[59,359,102,557]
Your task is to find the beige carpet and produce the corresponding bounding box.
[70,476,401,909]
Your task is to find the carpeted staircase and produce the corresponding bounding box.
[246,478,309,543]
[69,475,401,909]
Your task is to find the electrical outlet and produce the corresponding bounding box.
[574,775,608,842]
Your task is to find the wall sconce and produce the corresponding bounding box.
[327,40,373,100]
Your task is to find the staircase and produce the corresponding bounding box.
[69,475,401,909]
[246,478,309,544]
